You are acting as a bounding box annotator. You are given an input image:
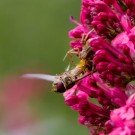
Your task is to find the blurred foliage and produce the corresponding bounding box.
[0,0,89,135]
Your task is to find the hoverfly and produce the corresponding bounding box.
[23,31,94,93]
[23,59,92,93]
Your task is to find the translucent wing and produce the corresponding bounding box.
[65,63,70,71]
[22,74,56,82]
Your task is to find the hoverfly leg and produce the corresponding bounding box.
[69,50,75,64]
[63,49,74,62]
[81,29,94,47]
[63,49,70,61]
[63,48,80,65]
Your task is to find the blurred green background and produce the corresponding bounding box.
[0,0,89,135]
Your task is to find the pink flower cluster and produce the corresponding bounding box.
[64,0,135,134]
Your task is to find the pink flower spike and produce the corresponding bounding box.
[109,127,131,135]
[70,16,81,26]
[68,25,84,38]
[63,85,77,100]
[126,93,135,107]
[63,0,135,134]
[65,95,79,106]
[122,107,134,120]
[70,40,82,50]
[125,0,135,11]
[103,0,115,5]
[121,15,132,32]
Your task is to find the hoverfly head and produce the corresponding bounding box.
[22,73,81,93]
[52,77,66,93]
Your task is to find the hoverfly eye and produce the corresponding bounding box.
[57,81,66,93]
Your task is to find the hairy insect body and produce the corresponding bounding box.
[52,59,88,93]
[80,43,91,59]
[52,35,95,93]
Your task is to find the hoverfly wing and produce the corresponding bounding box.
[22,74,56,82]
[65,63,70,72]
